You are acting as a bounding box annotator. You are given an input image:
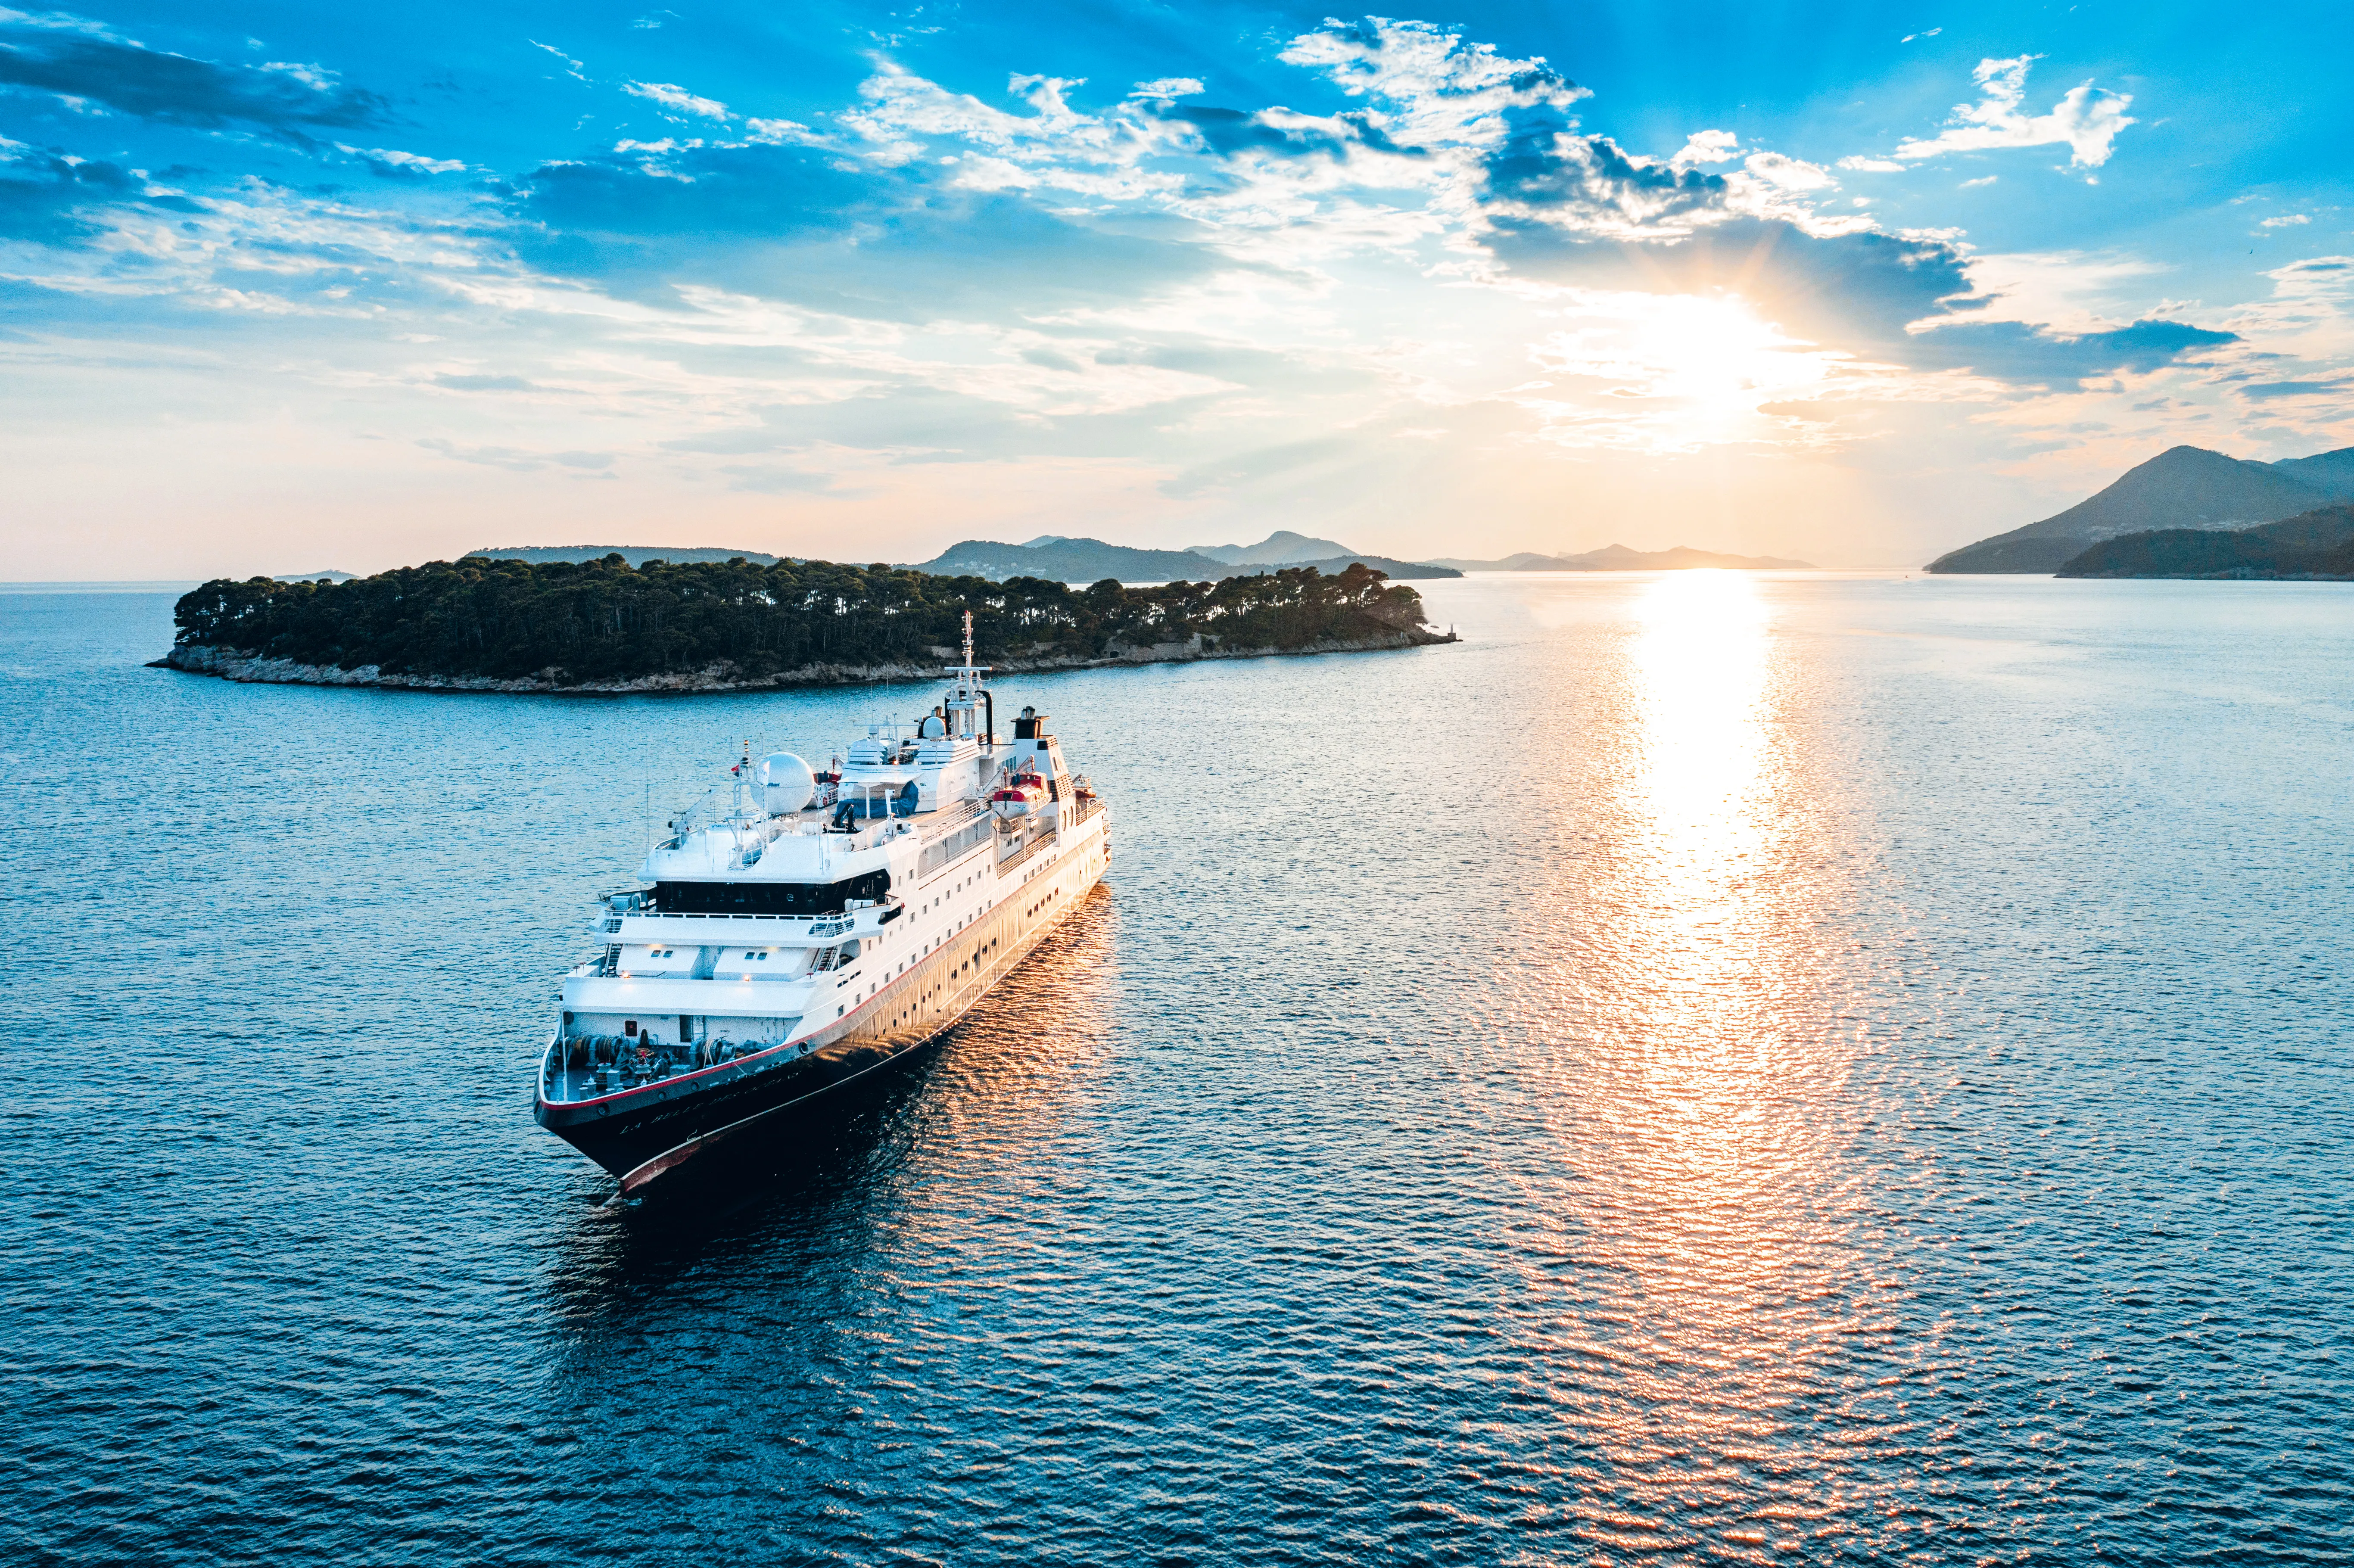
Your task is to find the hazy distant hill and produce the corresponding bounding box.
[276,569,357,582]
[1186,530,1354,566]
[906,535,1459,582]
[2270,448,2354,495]
[1926,445,2354,573]
[1270,554,1459,579]
[470,544,782,566]
[906,538,1220,582]
[1429,544,1813,571]
[2055,503,2354,579]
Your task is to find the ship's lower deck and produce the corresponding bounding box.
[536,811,1109,1189]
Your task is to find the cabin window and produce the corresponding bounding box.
[624,1020,638,1036]
[653,870,889,915]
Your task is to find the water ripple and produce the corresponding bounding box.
[2,576,2349,1565]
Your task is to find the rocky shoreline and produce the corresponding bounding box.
[152,627,1455,695]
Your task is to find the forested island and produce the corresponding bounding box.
[157,554,1452,694]
[2055,504,2354,580]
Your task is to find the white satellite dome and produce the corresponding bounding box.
[757,752,816,815]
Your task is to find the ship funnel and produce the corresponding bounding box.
[757,752,817,815]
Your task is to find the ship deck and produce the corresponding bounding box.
[540,1036,800,1107]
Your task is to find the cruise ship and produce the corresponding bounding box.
[534,619,1111,1191]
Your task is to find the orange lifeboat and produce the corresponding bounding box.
[990,770,1046,818]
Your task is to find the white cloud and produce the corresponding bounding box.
[1280,16,1591,163]
[743,117,820,145]
[1838,156,1908,173]
[418,438,557,471]
[1900,28,1943,42]
[1921,248,2171,333]
[625,80,730,119]
[1740,152,1834,191]
[1959,174,1996,188]
[1277,16,1590,148]
[836,25,1872,268]
[336,144,466,174]
[529,40,587,81]
[847,62,1118,157]
[1670,129,1738,169]
[1887,55,2136,168]
[2259,214,2310,228]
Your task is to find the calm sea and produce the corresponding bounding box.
[3,574,2348,1565]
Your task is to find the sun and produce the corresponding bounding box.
[1523,289,1854,450]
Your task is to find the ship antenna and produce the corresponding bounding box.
[962,608,974,672]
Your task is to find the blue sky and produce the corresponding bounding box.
[3,1,2349,575]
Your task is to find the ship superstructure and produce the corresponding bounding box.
[534,618,1110,1189]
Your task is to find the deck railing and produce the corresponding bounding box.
[920,802,996,877]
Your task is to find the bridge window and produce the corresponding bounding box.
[654,870,889,915]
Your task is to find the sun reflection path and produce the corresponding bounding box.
[1494,571,1905,1558]
[1604,570,1828,1236]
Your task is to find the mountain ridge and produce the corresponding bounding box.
[1926,444,2354,573]
[904,536,1459,582]
[2054,503,2354,579]
[470,544,784,566]
[1185,530,1353,566]
[1428,543,1813,571]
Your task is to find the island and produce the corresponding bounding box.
[155,554,1454,694]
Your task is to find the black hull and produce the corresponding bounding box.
[536,1021,944,1188]
[537,815,1108,1190]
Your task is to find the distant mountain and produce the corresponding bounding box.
[2056,503,2354,579]
[905,536,1460,583]
[276,569,357,582]
[906,538,1228,582]
[469,544,784,566]
[1186,530,1354,566]
[1429,544,1813,571]
[1925,445,2354,574]
[2270,446,2354,496]
[1280,555,1460,580]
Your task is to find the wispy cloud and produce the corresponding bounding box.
[1886,55,2136,168]
[624,79,729,119]
[336,143,467,179]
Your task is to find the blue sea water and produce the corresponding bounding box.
[2,572,2349,1565]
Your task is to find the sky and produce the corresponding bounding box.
[3,1,2350,578]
